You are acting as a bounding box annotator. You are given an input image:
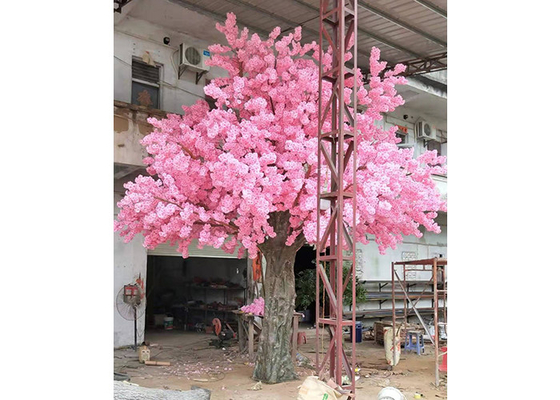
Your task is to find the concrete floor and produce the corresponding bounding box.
[114,327,447,399]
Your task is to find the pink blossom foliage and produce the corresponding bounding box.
[114,13,446,258]
[240,297,265,316]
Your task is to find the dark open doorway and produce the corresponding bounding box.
[294,245,316,323]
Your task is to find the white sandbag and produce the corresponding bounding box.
[383,326,402,366]
[297,376,345,400]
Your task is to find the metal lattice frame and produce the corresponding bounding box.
[399,52,447,77]
[391,258,448,387]
[316,0,357,394]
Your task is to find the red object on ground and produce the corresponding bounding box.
[297,332,307,345]
[439,346,447,372]
[212,318,222,336]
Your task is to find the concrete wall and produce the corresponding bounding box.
[384,104,447,160]
[114,103,166,167]
[114,15,228,115]
[358,214,447,282]
[114,192,148,348]
[355,213,447,314]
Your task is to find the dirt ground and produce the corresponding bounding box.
[114,327,447,399]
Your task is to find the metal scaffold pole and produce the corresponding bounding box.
[391,258,447,387]
[316,0,358,396]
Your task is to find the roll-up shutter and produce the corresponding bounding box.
[148,240,245,259]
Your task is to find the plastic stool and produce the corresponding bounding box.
[404,330,424,355]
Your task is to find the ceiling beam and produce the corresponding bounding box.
[167,0,273,38]
[357,1,446,48]
[220,0,373,60]
[414,0,447,19]
[114,0,134,13]
[289,0,425,60]
[398,52,447,77]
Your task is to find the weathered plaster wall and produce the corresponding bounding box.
[114,16,228,115]
[114,103,166,167]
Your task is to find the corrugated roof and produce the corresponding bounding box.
[127,0,447,76]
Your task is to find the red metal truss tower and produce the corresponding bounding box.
[316,0,358,395]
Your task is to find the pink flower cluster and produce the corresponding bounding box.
[240,297,265,316]
[114,13,446,258]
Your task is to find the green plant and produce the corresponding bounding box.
[295,269,318,310]
[295,263,367,310]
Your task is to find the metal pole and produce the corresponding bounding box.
[443,266,447,329]
[350,5,358,393]
[403,264,408,341]
[134,307,138,351]
[316,0,358,393]
[433,258,439,386]
[394,272,434,345]
[315,0,326,377]
[391,262,396,367]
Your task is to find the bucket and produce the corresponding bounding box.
[378,386,405,400]
[383,326,402,366]
[350,321,363,343]
[163,316,174,330]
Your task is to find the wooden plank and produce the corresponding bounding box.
[144,360,171,366]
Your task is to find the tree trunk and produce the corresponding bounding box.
[252,211,306,383]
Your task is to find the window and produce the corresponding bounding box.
[394,124,412,147]
[132,58,160,109]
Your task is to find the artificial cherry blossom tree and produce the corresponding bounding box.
[115,13,446,383]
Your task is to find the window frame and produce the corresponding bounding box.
[131,56,162,109]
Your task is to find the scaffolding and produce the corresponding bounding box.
[391,258,447,386]
[315,0,358,396]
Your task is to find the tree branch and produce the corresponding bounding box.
[292,164,312,208]
[154,196,238,234]
[180,144,205,162]
[154,196,183,209]
[268,95,275,115]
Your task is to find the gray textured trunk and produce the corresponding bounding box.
[252,211,305,383]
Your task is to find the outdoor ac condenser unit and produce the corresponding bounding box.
[416,120,437,141]
[179,43,210,73]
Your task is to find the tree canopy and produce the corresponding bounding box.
[115,13,446,259]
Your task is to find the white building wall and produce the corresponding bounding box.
[113,17,233,348]
[384,105,447,159]
[358,221,447,282]
[114,16,228,114]
[114,193,148,348]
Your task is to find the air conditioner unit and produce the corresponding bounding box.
[416,120,437,141]
[179,43,210,73]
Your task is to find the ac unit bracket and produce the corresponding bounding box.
[178,65,207,85]
[195,71,207,85]
[178,64,187,80]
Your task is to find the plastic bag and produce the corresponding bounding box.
[297,376,345,400]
